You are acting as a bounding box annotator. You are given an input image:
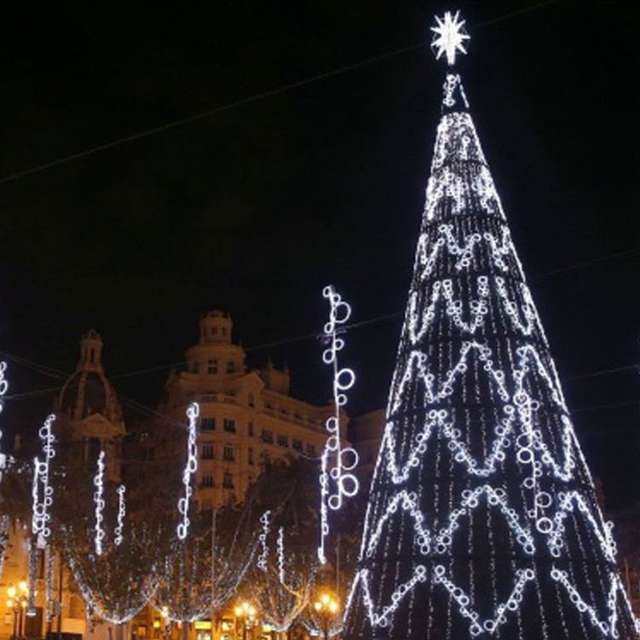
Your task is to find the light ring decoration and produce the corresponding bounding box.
[0,361,8,482]
[93,450,106,556]
[114,485,126,546]
[177,402,199,541]
[257,510,271,573]
[318,285,359,564]
[32,414,56,546]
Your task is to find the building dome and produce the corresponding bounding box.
[57,330,122,422]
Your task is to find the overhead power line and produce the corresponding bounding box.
[0,0,561,187]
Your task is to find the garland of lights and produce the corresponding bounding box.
[32,414,56,546]
[177,402,199,541]
[93,450,106,556]
[251,522,315,632]
[318,285,359,565]
[0,361,7,483]
[0,515,9,580]
[45,545,55,622]
[257,510,271,572]
[114,485,126,546]
[27,538,38,616]
[69,553,158,625]
[343,12,640,640]
[154,505,258,622]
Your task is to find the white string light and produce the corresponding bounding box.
[257,510,271,572]
[318,285,359,565]
[27,538,38,616]
[114,485,126,546]
[0,361,7,483]
[93,450,106,556]
[276,526,285,585]
[177,402,199,541]
[45,545,55,622]
[32,414,56,546]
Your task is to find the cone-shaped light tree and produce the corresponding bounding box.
[343,11,638,640]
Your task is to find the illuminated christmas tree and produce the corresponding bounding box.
[343,11,639,640]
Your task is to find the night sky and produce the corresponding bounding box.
[0,2,638,509]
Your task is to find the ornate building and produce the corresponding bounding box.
[161,310,342,508]
[55,330,126,481]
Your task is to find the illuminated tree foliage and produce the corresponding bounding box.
[343,13,638,640]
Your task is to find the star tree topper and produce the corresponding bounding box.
[431,10,470,66]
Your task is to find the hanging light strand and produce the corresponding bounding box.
[318,285,359,564]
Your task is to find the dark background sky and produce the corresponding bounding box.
[0,1,638,509]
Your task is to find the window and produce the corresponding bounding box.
[262,430,273,444]
[227,361,235,373]
[306,443,316,455]
[207,359,218,374]
[248,393,255,408]
[201,417,216,431]
[277,434,289,448]
[223,472,234,488]
[248,422,255,437]
[201,475,214,488]
[223,445,235,461]
[248,447,254,465]
[223,418,236,433]
[202,444,215,460]
[292,439,302,452]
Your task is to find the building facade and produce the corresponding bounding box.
[161,310,342,508]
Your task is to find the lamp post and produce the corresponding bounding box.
[7,581,30,640]
[232,602,256,640]
[313,593,339,640]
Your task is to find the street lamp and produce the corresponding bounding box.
[313,593,339,640]
[7,582,30,640]
[232,602,256,640]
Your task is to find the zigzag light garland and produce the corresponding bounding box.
[343,12,639,640]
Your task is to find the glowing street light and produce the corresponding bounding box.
[313,592,339,640]
[233,602,257,640]
[7,582,30,640]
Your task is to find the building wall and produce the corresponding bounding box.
[161,311,345,508]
